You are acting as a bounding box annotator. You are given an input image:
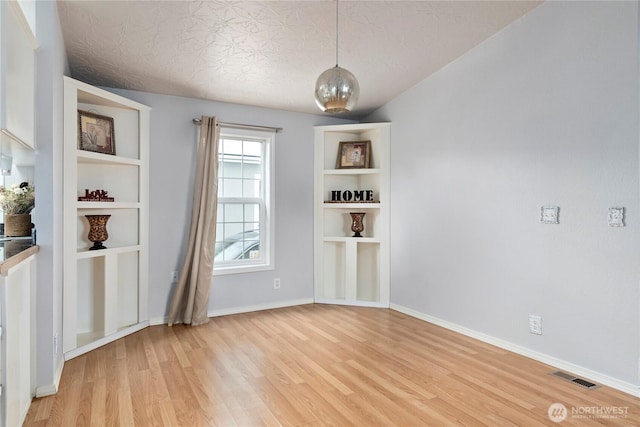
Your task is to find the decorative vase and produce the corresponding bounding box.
[349,212,366,237]
[4,213,32,237]
[85,214,111,250]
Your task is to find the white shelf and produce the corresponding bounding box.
[323,203,381,209]
[324,168,381,175]
[324,237,381,243]
[77,150,141,166]
[0,128,29,149]
[77,202,140,209]
[76,245,141,259]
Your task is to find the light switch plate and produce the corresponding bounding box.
[529,315,542,335]
[541,206,559,224]
[608,207,625,227]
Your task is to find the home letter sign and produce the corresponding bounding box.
[330,190,375,202]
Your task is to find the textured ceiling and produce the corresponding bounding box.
[57,1,541,118]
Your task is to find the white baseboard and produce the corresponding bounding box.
[149,316,167,326]
[391,303,640,398]
[35,355,65,397]
[35,384,56,397]
[314,297,389,308]
[150,298,314,326]
[208,298,314,317]
[64,322,150,360]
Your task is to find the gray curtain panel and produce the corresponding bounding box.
[168,116,219,326]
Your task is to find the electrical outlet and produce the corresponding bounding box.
[171,271,178,282]
[529,315,542,335]
[274,278,281,289]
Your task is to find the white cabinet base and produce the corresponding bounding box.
[0,254,36,427]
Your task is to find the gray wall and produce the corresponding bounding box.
[367,1,639,386]
[33,0,67,394]
[106,88,352,322]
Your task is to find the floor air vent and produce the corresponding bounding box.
[550,371,599,389]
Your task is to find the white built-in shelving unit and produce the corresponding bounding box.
[62,77,150,359]
[314,123,390,307]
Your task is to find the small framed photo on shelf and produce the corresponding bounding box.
[336,140,371,169]
[78,110,116,155]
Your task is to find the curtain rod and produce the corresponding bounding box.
[192,118,282,133]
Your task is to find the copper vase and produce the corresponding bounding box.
[85,214,111,250]
[350,212,365,237]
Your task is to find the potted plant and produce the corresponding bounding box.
[0,182,35,236]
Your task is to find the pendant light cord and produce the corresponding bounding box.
[335,0,339,67]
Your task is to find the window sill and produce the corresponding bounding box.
[213,263,274,276]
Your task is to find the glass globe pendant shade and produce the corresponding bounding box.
[314,65,360,114]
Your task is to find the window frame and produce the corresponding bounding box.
[213,127,275,275]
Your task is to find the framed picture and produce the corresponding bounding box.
[336,140,371,169]
[78,110,116,155]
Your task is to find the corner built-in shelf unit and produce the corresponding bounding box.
[314,123,390,307]
[62,77,150,359]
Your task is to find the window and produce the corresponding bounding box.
[214,127,274,274]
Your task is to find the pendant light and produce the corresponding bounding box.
[314,0,359,114]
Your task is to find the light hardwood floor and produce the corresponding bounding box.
[24,304,639,426]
